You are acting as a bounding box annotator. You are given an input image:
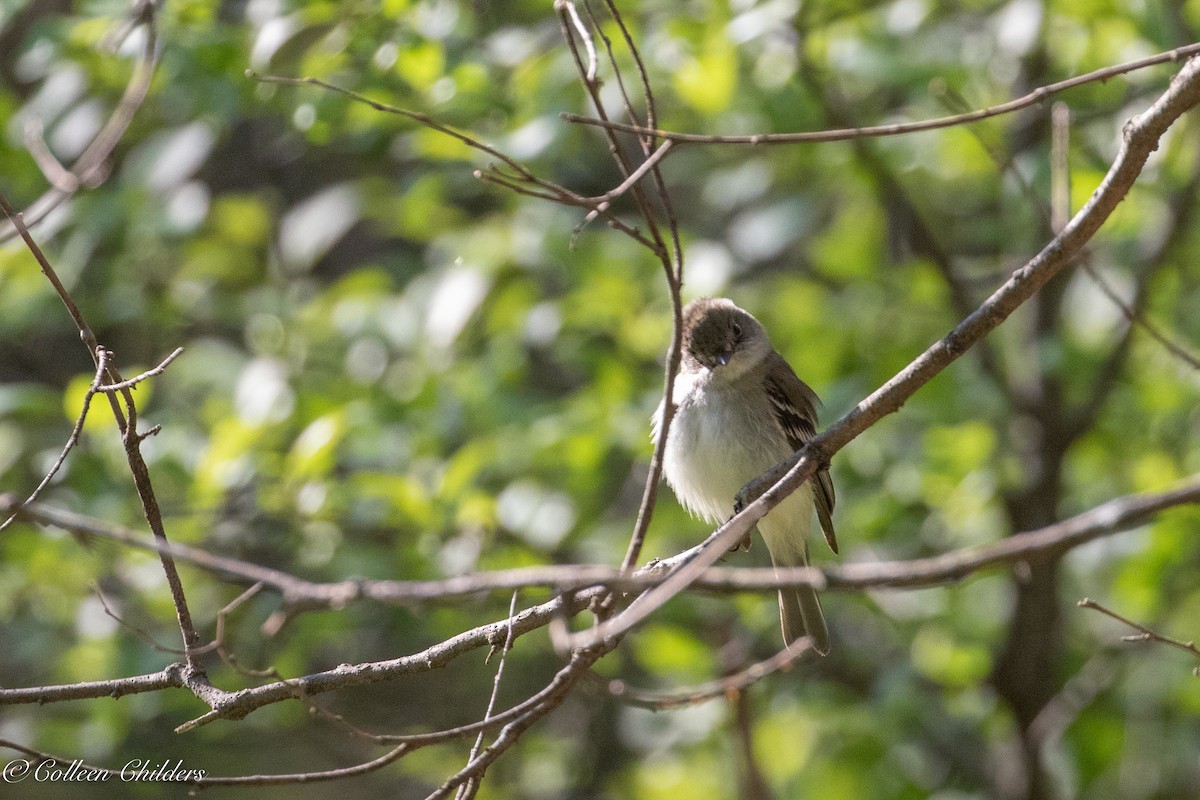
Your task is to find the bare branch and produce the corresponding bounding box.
[0,0,160,242]
[0,666,185,705]
[5,473,1196,620]
[1079,598,1200,670]
[247,69,673,258]
[557,0,597,82]
[0,348,108,532]
[568,57,1200,648]
[186,745,411,787]
[5,474,1193,726]
[601,638,812,710]
[456,592,520,800]
[5,20,1199,796]
[423,646,614,800]
[91,582,187,655]
[209,583,277,675]
[581,138,675,218]
[0,192,212,702]
[563,43,1200,145]
[96,347,186,393]
[171,592,603,732]
[563,0,688,576]
[1080,260,1200,370]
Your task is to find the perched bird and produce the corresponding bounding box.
[653,297,837,654]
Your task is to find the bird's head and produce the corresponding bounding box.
[681,297,771,382]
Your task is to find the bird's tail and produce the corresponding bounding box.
[767,535,829,655]
[778,583,829,656]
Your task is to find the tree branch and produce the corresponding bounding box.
[566,55,1200,649]
[1079,597,1200,670]
[4,475,1193,719]
[5,473,1196,619]
[554,0,687,576]
[0,193,211,699]
[600,637,812,710]
[0,666,185,705]
[0,0,160,242]
[563,43,1200,145]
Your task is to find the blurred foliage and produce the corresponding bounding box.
[1,0,1199,798]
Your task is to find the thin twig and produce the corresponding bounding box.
[0,192,95,345]
[23,118,81,192]
[211,582,276,675]
[0,349,108,532]
[601,637,811,710]
[601,0,660,133]
[554,0,669,256]
[91,582,186,655]
[247,70,669,255]
[584,138,675,211]
[1079,261,1200,370]
[581,0,687,576]
[0,0,160,242]
[974,85,1200,380]
[456,591,521,800]
[97,347,186,393]
[557,0,597,82]
[376,650,614,746]
[1078,598,1200,670]
[423,646,615,800]
[563,43,1200,145]
[246,72,539,179]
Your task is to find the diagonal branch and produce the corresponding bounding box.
[0,348,108,532]
[0,192,212,699]
[455,592,520,800]
[423,644,616,800]
[599,637,812,710]
[564,54,1200,650]
[0,0,160,242]
[1079,597,1200,668]
[247,70,671,258]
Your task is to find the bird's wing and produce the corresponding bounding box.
[762,352,838,554]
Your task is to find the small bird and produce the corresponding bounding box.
[653,297,837,654]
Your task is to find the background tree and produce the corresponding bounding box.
[1,1,1199,799]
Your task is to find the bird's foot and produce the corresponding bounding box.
[727,501,752,552]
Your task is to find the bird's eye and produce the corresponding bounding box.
[731,322,742,339]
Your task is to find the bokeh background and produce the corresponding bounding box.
[1,0,1199,798]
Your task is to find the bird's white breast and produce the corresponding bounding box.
[656,370,812,532]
